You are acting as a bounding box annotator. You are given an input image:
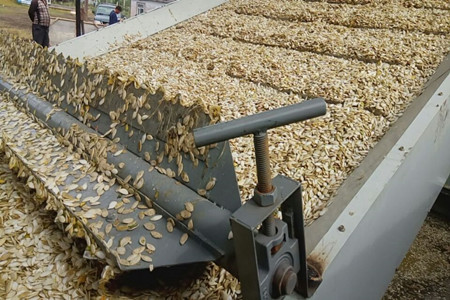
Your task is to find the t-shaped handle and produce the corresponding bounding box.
[193,98,327,147]
[194,98,327,236]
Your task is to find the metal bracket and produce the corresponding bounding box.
[194,99,326,299]
[231,175,321,299]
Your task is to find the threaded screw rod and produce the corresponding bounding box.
[254,131,272,193]
[254,131,276,236]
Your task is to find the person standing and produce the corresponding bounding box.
[28,0,50,48]
[109,6,122,25]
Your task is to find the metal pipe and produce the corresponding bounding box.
[194,98,327,147]
[75,0,81,37]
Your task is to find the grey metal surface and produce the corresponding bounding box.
[0,101,217,271]
[255,222,299,298]
[0,77,236,270]
[86,104,241,213]
[52,0,228,60]
[194,98,327,147]
[232,176,299,228]
[107,149,235,257]
[38,53,241,213]
[232,218,300,300]
[287,58,450,299]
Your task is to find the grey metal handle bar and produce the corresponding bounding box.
[194,98,327,147]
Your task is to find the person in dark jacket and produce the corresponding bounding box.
[109,6,122,25]
[28,0,50,47]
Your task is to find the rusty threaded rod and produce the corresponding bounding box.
[254,131,276,236]
[262,214,276,237]
[254,131,272,193]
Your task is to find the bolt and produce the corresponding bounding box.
[273,260,297,297]
[281,269,297,295]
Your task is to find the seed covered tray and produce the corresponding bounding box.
[88,0,450,223]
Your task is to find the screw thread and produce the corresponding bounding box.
[254,131,275,236]
[262,215,276,236]
[254,132,272,193]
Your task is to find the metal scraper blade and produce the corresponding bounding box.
[0,101,218,272]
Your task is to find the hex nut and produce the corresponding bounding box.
[253,186,279,207]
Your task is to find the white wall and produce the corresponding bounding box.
[130,0,174,17]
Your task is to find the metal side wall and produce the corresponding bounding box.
[52,0,227,60]
[288,72,450,299]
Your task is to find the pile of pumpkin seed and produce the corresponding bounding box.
[0,32,241,298]
[0,93,240,299]
[0,151,101,299]
[89,0,450,221]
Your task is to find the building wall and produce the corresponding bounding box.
[130,0,174,17]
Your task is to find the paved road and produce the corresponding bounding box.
[50,19,103,46]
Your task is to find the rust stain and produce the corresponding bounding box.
[306,255,324,293]
[307,255,324,281]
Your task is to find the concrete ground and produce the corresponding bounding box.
[50,19,102,46]
[383,212,450,299]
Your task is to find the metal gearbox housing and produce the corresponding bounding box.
[231,176,307,299]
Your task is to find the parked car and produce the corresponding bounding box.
[94,3,121,24]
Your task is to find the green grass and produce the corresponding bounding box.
[0,5,25,14]
[0,0,76,19]
[0,3,31,39]
[50,7,76,19]
[1,27,30,39]
[0,0,77,40]
[0,0,22,7]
